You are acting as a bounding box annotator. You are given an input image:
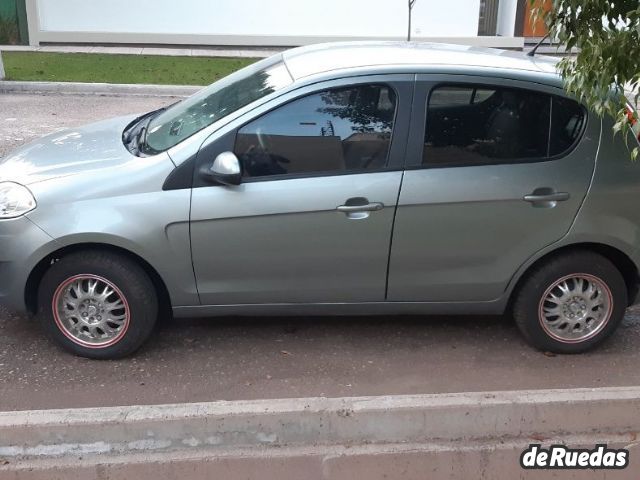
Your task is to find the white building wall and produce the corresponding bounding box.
[411,0,481,37]
[38,0,405,37]
[28,0,522,47]
[496,0,518,37]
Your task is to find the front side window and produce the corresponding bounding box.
[144,57,293,153]
[234,84,397,179]
[423,85,585,167]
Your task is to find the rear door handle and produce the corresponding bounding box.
[523,189,570,208]
[524,192,570,203]
[337,202,384,213]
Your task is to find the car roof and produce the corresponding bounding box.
[282,41,561,84]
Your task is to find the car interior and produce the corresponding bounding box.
[235,85,396,178]
[423,86,552,166]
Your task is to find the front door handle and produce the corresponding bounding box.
[524,192,570,203]
[337,202,384,213]
[337,198,384,220]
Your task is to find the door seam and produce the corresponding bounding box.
[187,186,203,305]
[385,75,416,299]
[384,171,405,300]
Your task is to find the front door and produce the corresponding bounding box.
[388,77,598,302]
[190,77,412,305]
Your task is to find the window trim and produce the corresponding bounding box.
[418,81,588,170]
[232,82,402,183]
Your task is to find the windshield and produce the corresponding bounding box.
[143,56,293,154]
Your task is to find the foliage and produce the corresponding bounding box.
[532,0,640,158]
[0,14,19,45]
[319,88,393,133]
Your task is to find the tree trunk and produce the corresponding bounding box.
[407,8,411,41]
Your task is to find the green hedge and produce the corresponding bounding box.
[0,0,19,44]
[0,0,17,21]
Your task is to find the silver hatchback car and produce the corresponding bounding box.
[2,42,639,359]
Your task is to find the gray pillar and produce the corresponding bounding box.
[0,52,5,80]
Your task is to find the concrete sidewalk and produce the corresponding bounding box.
[2,387,640,479]
[0,80,201,97]
[0,44,282,58]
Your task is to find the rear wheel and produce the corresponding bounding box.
[37,250,158,359]
[513,251,627,354]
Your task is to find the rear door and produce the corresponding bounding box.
[387,75,599,302]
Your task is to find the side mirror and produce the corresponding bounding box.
[202,151,242,186]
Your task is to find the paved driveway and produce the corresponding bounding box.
[0,92,173,158]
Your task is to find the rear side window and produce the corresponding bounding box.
[423,85,585,167]
[235,84,397,179]
[429,86,496,106]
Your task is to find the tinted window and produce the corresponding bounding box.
[550,97,585,156]
[429,86,496,107]
[429,86,473,106]
[423,85,552,166]
[473,88,496,104]
[235,85,396,179]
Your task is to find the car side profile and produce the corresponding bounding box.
[1,42,639,359]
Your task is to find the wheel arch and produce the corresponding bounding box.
[25,242,172,317]
[508,242,640,310]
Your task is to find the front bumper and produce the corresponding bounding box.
[0,216,56,313]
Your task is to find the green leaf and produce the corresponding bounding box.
[545,0,640,160]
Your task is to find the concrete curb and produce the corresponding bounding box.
[3,387,640,479]
[2,386,640,460]
[0,44,280,58]
[0,80,202,97]
[5,437,640,480]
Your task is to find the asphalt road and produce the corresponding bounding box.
[2,92,640,412]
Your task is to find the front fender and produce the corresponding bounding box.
[24,158,198,307]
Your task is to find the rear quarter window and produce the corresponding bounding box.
[550,97,586,156]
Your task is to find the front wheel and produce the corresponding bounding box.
[512,251,627,354]
[37,250,158,359]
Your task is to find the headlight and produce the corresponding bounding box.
[0,182,37,219]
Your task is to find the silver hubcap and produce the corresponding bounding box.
[53,275,129,348]
[538,274,613,343]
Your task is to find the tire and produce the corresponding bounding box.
[512,250,627,354]
[37,250,158,359]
